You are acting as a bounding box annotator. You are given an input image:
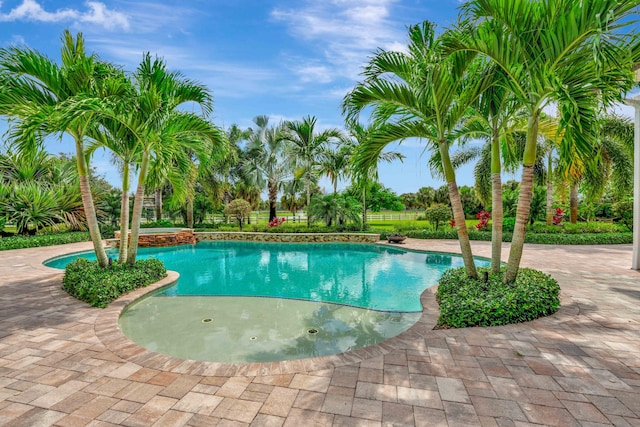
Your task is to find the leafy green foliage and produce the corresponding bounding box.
[0,232,90,250]
[141,219,174,228]
[353,182,405,212]
[436,267,560,328]
[423,204,452,231]
[502,217,516,232]
[379,229,632,245]
[528,221,623,234]
[309,194,361,227]
[612,199,633,232]
[62,258,167,308]
[223,199,253,231]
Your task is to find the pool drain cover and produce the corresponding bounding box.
[202,318,214,323]
[307,328,319,334]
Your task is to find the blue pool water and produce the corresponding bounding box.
[46,241,488,312]
[47,241,490,362]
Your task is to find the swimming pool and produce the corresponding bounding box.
[47,241,489,362]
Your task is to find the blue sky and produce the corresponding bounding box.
[0,0,636,195]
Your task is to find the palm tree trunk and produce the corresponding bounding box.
[186,195,194,228]
[490,132,502,273]
[118,162,130,263]
[570,184,578,224]
[306,171,311,227]
[127,150,149,265]
[155,187,163,221]
[546,152,554,225]
[362,182,367,231]
[440,141,477,279]
[505,113,539,283]
[268,180,277,222]
[75,138,108,267]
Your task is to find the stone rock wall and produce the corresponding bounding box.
[108,229,196,248]
[195,232,380,243]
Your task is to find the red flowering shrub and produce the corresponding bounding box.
[553,208,564,226]
[475,210,490,230]
[268,217,286,228]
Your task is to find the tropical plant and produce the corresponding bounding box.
[0,146,85,234]
[319,142,352,195]
[0,30,125,266]
[344,121,404,229]
[240,116,290,221]
[283,116,345,226]
[118,54,225,264]
[309,194,361,227]
[343,21,488,279]
[447,0,640,282]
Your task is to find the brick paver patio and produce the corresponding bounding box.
[0,239,638,426]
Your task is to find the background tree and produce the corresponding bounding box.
[223,199,252,230]
[424,204,452,231]
[241,116,290,221]
[284,116,344,226]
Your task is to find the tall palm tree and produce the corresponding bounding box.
[343,21,488,279]
[0,30,122,266]
[122,54,225,264]
[447,0,639,282]
[241,116,290,221]
[284,116,344,227]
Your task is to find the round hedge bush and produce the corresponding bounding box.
[435,267,560,328]
[63,258,167,308]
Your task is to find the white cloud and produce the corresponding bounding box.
[271,0,406,83]
[0,0,129,30]
[79,2,129,31]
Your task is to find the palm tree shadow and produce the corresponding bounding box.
[610,287,640,301]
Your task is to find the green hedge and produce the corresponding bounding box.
[435,267,560,328]
[380,229,632,245]
[0,232,90,251]
[62,258,167,308]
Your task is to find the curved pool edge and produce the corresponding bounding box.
[94,268,441,377]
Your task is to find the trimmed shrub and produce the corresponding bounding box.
[141,219,174,228]
[379,229,631,245]
[0,232,90,251]
[435,267,560,328]
[62,258,167,308]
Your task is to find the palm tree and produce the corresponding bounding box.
[200,124,246,209]
[447,0,639,282]
[284,116,344,227]
[0,31,121,266]
[240,116,290,222]
[343,21,488,279]
[319,144,352,195]
[558,114,635,223]
[87,109,139,262]
[345,121,404,230]
[122,54,225,264]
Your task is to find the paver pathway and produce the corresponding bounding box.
[0,240,639,426]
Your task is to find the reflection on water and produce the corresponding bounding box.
[119,296,421,363]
